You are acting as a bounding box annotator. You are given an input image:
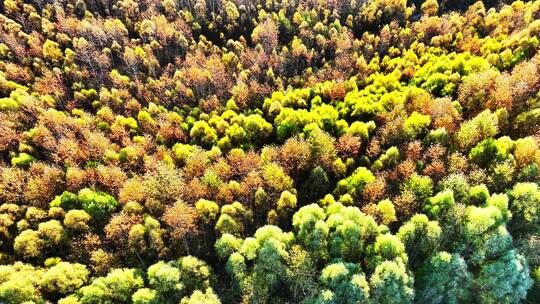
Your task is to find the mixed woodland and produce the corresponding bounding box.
[0,0,539,303]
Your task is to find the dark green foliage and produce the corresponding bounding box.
[316,262,369,304]
[415,252,472,304]
[398,214,442,268]
[469,138,513,168]
[78,189,120,224]
[474,250,532,304]
[51,189,119,224]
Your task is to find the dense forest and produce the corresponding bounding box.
[0,0,539,303]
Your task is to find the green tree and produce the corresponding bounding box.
[225,252,248,297]
[180,288,221,304]
[463,205,510,265]
[285,245,318,302]
[43,39,63,62]
[215,202,251,236]
[377,199,398,225]
[292,204,329,263]
[190,121,218,148]
[508,182,540,234]
[371,234,408,268]
[64,210,91,232]
[455,110,500,150]
[415,252,472,304]
[424,190,455,219]
[196,199,220,225]
[470,184,490,205]
[474,250,532,304]
[276,190,297,217]
[14,230,44,259]
[0,263,42,303]
[132,288,160,304]
[404,112,431,139]
[177,256,212,296]
[334,167,375,200]
[372,146,400,171]
[50,191,79,210]
[437,174,470,203]
[469,138,513,168]
[369,259,415,304]
[252,227,291,300]
[40,262,89,296]
[215,233,243,260]
[78,188,119,224]
[317,262,369,304]
[328,204,381,263]
[79,269,144,303]
[401,174,434,203]
[397,214,441,268]
[147,261,182,301]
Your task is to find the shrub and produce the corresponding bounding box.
[11,153,36,167]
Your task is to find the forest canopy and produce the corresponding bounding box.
[0,0,539,303]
